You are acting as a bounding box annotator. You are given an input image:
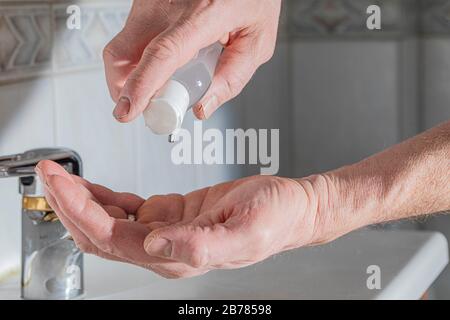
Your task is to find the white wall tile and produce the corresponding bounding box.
[422,38,450,299]
[53,68,138,193]
[240,42,292,177]
[423,39,450,129]
[136,104,244,198]
[292,40,400,177]
[136,112,200,197]
[0,77,55,273]
[192,103,245,189]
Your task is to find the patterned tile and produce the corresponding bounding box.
[287,0,419,38]
[52,2,130,71]
[0,1,130,81]
[0,4,52,81]
[421,0,450,35]
[0,0,449,82]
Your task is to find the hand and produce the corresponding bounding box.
[35,160,328,279]
[104,0,281,122]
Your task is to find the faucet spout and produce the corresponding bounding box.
[0,148,84,300]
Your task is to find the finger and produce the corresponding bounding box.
[114,17,222,123]
[103,16,167,103]
[193,35,265,120]
[103,40,137,103]
[219,34,230,46]
[187,182,233,214]
[137,188,209,225]
[37,160,138,220]
[46,174,170,265]
[147,221,171,231]
[37,160,75,182]
[103,205,128,219]
[143,211,262,269]
[37,161,95,201]
[37,161,99,204]
[71,174,144,214]
[136,194,184,224]
[38,175,127,263]
[43,169,216,277]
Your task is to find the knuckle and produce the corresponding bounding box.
[147,265,188,279]
[249,225,272,257]
[76,242,97,255]
[145,36,180,62]
[123,75,149,95]
[223,73,246,99]
[103,36,124,61]
[102,42,115,60]
[163,270,187,279]
[147,194,166,203]
[195,0,215,9]
[164,267,205,279]
[261,46,276,64]
[95,220,115,253]
[184,234,209,268]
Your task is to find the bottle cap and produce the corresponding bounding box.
[143,80,190,135]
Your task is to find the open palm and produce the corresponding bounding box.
[37,160,317,279]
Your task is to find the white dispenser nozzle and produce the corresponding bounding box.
[143,80,190,136]
[143,43,222,141]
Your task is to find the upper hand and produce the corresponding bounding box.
[104,0,281,122]
[36,160,328,279]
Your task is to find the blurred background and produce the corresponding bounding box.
[0,0,449,298]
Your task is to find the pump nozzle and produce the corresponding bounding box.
[143,80,190,137]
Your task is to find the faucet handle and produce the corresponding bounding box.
[0,148,82,178]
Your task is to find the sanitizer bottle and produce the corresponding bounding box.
[143,43,223,142]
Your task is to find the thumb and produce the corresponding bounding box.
[114,19,219,123]
[144,217,256,269]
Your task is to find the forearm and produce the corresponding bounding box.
[299,120,450,244]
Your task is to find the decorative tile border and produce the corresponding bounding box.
[52,2,129,71]
[287,0,450,38]
[0,0,449,82]
[421,0,450,35]
[287,0,419,38]
[0,4,52,81]
[0,1,130,82]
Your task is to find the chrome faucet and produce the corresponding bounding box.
[0,148,84,300]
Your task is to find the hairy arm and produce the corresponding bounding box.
[37,121,449,278]
[299,120,450,244]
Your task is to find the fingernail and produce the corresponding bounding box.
[113,97,131,120]
[35,166,46,185]
[34,165,42,176]
[145,237,172,258]
[202,95,218,119]
[193,104,206,120]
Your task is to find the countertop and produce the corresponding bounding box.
[101,230,449,300]
[1,229,448,300]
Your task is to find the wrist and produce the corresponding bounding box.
[295,168,383,246]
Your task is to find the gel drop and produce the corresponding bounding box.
[143,43,223,142]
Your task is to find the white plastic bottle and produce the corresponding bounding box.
[143,43,223,142]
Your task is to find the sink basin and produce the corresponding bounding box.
[1,230,448,300]
[0,255,157,300]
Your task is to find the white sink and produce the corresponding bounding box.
[1,230,448,300]
[0,255,158,300]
